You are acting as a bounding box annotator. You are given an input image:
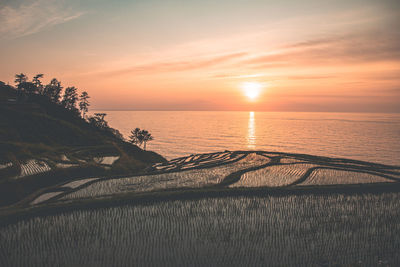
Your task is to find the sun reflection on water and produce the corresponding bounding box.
[247,111,256,149]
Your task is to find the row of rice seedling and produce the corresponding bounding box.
[61,178,99,189]
[300,168,392,186]
[60,154,270,200]
[231,163,317,188]
[180,162,198,170]
[211,152,230,160]
[2,193,399,266]
[17,160,51,178]
[279,157,307,164]
[154,152,238,171]
[191,157,236,168]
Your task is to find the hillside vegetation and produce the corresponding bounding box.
[0,79,165,206]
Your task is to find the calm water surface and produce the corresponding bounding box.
[95,111,400,165]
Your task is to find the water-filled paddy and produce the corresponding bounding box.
[1,193,400,266]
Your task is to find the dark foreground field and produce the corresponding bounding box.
[1,151,399,266]
[1,193,400,266]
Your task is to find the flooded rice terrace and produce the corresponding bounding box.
[1,151,400,266]
[1,194,400,266]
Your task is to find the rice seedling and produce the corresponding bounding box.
[279,157,307,164]
[17,160,51,178]
[152,152,242,172]
[300,168,392,185]
[259,152,281,158]
[1,193,399,266]
[61,178,99,189]
[231,164,317,187]
[60,154,270,200]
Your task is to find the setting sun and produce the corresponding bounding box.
[242,82,262,100]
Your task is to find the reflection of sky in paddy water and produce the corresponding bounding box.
[97,111,400,165]
[247,112,256,149]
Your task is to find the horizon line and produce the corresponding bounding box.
[90,109,400,114]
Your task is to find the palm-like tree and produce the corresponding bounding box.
[129,128,154,150]
[141,130,153,151]
[129,128,143,147]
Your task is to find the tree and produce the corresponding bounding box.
[13,73,43,95]
[79,91,90,118]
[14,73,27,89]
[61,86,79,111]
[129,128,143,147]
[21,81,37,94]
[129,128,153,150]
[32,74,44,94]
[88,113,108,129]
[141,130,153,150]
[43,78,63,103]
[14,73,28,99]
[14,73,31,101]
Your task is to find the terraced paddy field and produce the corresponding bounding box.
[27,150,396,205]
[1,194,400,266]
[1,151,399,266]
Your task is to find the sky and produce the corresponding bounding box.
[0,0,400,112]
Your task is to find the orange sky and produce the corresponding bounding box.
[1,0,399,112]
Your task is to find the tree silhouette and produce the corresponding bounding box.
[62,86,79,111]
[43,78,63,103]
[21,81,37,94]
[129,128,153,150]
[14,73,28,100]
[13,73,43,96]
[14,73,27,89]
[79,91,90,118]
[32,74,44,94]
[129,128,143,147]
[88,113,108,129]
[5,71,137,149]
[141,130,153,150]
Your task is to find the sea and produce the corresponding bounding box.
[93,111,400,166]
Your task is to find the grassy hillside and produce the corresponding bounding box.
[0,83,166,205]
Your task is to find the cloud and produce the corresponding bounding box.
[242,31,400,68]
[211,73,267,79]
[287,75,335,80]
[0,0,86,39]
[282,37,344,50]
[102,52,247,77]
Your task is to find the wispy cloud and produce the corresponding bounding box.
[101,52,247,77]
[242,31,400,68]
[0,0,86,39]
[287,75,335,80]
[211,73,267,79]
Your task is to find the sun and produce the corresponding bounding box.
[241,82,262,100]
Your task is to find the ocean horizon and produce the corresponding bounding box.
[92,111,400,165]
